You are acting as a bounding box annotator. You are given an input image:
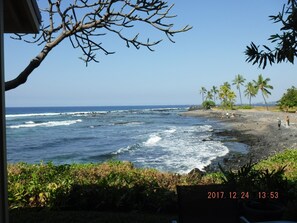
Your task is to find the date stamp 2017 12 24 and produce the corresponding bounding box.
[207,191,280,200]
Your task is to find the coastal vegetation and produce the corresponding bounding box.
[199,74,274,110]
[277,86,297,112]
[199,87,207,103]
[218,82,236,109]
[8,161,199,212]
[232,74,246,105]
[8,149,297,222]
[244,82,257,106]
[202,100,215,110]
[219,150,297,221]
[253,74,273,110]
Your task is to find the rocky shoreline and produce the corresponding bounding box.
[182,109,297,172]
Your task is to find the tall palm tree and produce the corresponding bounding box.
[206,90,213,101]
[199,87,207,104]
[244,82,257,106]
[253,74,273,110]
[211,86,219,104]
[232,74,246,105]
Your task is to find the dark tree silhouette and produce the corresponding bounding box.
[245,0,297,69]
[5,0,191,91]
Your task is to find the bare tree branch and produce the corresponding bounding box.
[6,0,192,90]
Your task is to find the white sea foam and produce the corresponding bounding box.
[25,121,35,124]
[146,141,229,174]
[9,119,82,129]
[6,110,110,119]
[112,147,130,155]
[143,135,162,146]
[112,144,140,155]
[126,124,230,174]
[199,125,213,132]
[6,113,60,118]
[164,128,176,134]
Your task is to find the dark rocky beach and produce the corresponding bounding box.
[182,109,297,172]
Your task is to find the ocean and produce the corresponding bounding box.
[5,105,248,174]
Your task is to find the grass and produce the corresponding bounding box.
[255,149,297,180]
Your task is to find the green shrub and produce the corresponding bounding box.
[8,150,297,212]
[8,162,73,209]
[8,161,201,212]
[277,86,297,111]
[219,161,290,203]
[202,100,215,109]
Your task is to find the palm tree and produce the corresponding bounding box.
[219,83,236,109]
[211,86,219,104]
[206,90,213,101]
[244,82,257,106]
[232,74,246,105]
[199,87,207,104]
[223,82,231,89]
[253,74,273,110]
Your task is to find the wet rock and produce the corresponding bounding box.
[188,168,204,178]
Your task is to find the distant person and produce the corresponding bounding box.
[286,115,290,126]
[277,117,281,130]
[226,112,229,118]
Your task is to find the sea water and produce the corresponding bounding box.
[6,105,244,174]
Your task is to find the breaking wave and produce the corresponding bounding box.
[9,119,82,129]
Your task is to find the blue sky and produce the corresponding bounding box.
[4,0,296,107]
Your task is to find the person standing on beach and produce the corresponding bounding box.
[286,115,290,126]
[277,117,281,130]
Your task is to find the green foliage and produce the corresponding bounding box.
[219,161,257,191]
[202,100,215,109]
[211,86,219,103]
[277,86,297,111]
[8,162,73,209]
[255,149,297,181]
[8,150,297,214]
[219,161,290,201]
[245,0,297,68]
[199,86,207,102]
[219,83,236,109]
[8,161,199,212]
[232,74,246,105]
[244,82,257,106]
[253,74,273,110]
[219,149,297,205]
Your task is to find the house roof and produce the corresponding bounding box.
[3,0,41,33]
